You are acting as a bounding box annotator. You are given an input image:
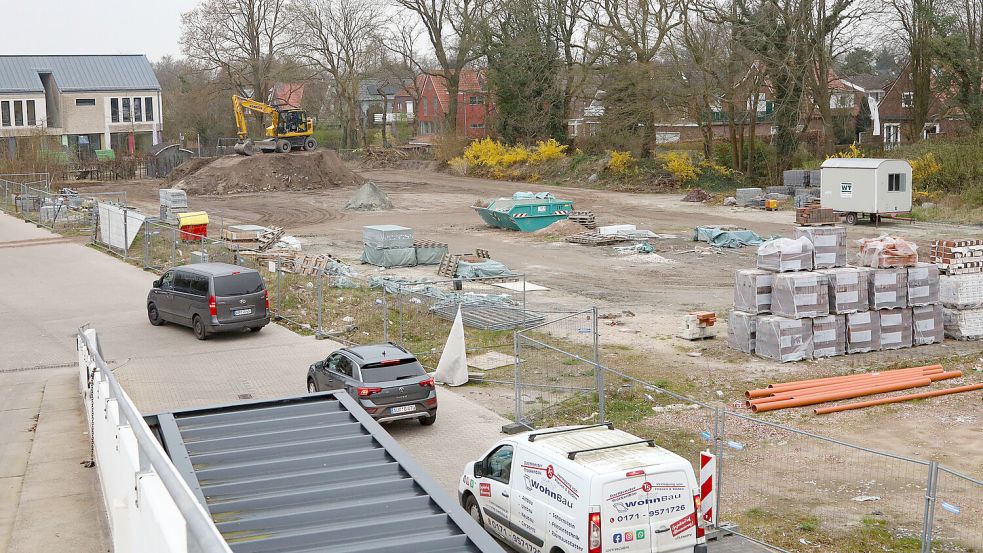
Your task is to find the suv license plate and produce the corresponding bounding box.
[233,308,253,316]
[391,405,416,414]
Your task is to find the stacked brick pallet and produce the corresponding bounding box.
[931,239,983,340]
[729,230,943,362]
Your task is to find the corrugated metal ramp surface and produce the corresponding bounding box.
[151,393,502,553]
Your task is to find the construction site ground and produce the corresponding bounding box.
[74,166,982,482]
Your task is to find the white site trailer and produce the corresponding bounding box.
[820,158,913,224]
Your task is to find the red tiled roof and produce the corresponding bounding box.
[274,83,305,109]
[424,69,486,114]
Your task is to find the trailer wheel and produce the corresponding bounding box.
[845,212,858,225]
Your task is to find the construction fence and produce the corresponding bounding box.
[0,173,126,233]
[512,311,982,553]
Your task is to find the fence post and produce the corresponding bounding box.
[143,222,150,269]
[522,274,528,328]
[170,227,177,267]
[716,408,726,526]
[122,208,129,260]
[382,286,389,343]
[275,257,283,319]
[316,270,324,338]
[514,331,524,426]
[921,461,939,553]
[592,306,604,423]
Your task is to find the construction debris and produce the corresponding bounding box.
[257,227,285,251]
[681,188,711,202]
[679,311,717,340]
[565,232,628,246]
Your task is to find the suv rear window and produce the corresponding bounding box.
[360,359,426,382]
[213,272,264,296]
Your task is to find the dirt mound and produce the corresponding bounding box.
[167,150,364,195]
[345,181,393,210]
[534,219,587,239]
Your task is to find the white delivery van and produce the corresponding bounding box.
[459,423,708,553]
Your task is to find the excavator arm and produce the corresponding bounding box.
[232,95,280,140]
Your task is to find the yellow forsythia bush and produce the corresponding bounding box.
[910,152,941,184]
[606,150,636,174]
[661,151,700,183]
[457,138,568,171]
[529,139,568,164]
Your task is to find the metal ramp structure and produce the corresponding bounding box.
[147,393,503,553]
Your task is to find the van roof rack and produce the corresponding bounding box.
[566,439,655,460]
[528,422,614,442]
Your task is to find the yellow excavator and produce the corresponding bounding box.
[232,95,317,155]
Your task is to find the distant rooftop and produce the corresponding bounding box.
[0,55,160,94]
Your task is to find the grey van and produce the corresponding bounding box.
[147,263,269,340]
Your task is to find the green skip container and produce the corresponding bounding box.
[472,194,574,232]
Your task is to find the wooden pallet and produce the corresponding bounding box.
[256,227,285,251]
[568,210,597,230]
[565,232,626,246]
[437,253,461,278]
[414,239,449,249]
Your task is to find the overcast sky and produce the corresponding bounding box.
[4,0,201,61]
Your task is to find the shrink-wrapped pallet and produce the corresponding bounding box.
[878,308,913,350]
[812,314,846,358]
[907,262,940,306]
[912,304,944,345]
[771,272,830,319]
[734,269,774,314]
[942,307,983,340]
[727,311,757,354]
[846,310,880,353]
[939,274,983,309]
[868,268,908,310]
[857,235,918,268]
[819,267,869,314]
[794,226,847,268]
[755,316,813,362]
[757,237,814,272]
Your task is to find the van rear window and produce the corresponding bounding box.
[213,272,264,296]
[360,360,425,382]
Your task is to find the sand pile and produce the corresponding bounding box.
[534,219,586,239]
[345,181,393,210]
[167,150,364,195]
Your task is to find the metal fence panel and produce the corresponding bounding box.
[931,467,983,552]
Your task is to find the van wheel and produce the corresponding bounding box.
[249,326,263,333]
[148,303,165,326]
[193,316,208,340]
[465,495,484,527]
[420,411,437,426]
[307,379,318,393]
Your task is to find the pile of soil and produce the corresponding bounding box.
[534,219,587,239]
[167,150,364,195]
[681,188,712,202]
[345,181,393,210]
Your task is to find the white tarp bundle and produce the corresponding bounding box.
[435,305,469,386]
[97,203,145,250]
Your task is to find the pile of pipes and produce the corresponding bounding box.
[729,227,943,362]
[744,364,982,415]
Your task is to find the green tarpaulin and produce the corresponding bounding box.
[693,226,765,248]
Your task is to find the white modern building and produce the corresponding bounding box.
[0,55,162,157]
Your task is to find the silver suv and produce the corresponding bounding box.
[307,344,438,425]
[147,263,270,340]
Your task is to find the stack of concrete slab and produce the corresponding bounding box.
[907,263,940,306]
[846,311,880,353]
[736,187,763,207]
[361,225,417,268]
[939,272,983,340]
[757,237,814,272]
[755,316,813,362]
[771,272,830,319]
[878,308,913,350]
[869,268,908,309]
[794,226,847,268]
[159,188,188,225]
[734,269,774,314]
[812,314,846,358]
[821,267,869,314]
[783,170,809,188]
[912,304,944,345]
[727,311,757,354]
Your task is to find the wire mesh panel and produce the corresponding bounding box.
[718,411,931,551]
[931,467,983,552]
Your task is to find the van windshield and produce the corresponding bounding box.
[360,359,425,382]
[213,273,264,296]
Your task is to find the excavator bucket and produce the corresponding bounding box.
[233,140,256,156]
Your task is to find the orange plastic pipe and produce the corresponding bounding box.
[755,371,963,412]
[750,378,933,413]
[814,383,983,414]
[746,365,943,398]
[747,369,946,406]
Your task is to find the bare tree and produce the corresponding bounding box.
[931,0,983,131]
[394,0,492,136]
[291,0,383,148]
[891,0,937,142]
[543,0,596,134]
[181,0,290,106]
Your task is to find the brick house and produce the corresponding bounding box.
[876,63,969,148]
[414,70,493,140]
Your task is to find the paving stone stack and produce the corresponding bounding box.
[736,187,764,207]
[812,314,847,358]
[931,240,983,340]
[794,226,847,268]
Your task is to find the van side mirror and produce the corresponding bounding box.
[474,462,485,478]
[152,279,161,288]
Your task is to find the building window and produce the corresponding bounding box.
[884,123,901,147]
[470,123,485,129]
[1,101,9,127]
[422,97,428,116]
[26,100,35,126]
[13,101,23,126]
[901,92,914,108]
[923,123,939,139]
[76,98,96,106]
[111,98,119,122]
[122,98,131,122]
[888,173,906,192]
[134,97,143,122]
[469,95,484,105]
[145,97,154,121]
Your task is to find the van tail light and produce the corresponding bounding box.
[357,387,382,397]
[208,295,217,316]
[264,289,269,309]
[626,469,645,477]
[419,378,435,388]
[694,493,705,538]
[588,510,602,553]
